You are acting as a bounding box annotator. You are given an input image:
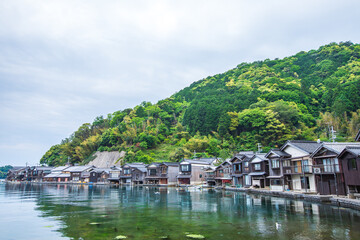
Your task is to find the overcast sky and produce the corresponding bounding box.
[1,0,359,166]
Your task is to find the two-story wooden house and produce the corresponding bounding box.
[145,163,161,185]
[338,146,360,194]
[248,154,269,188]
[43,166,71,182]
[6,166,28,182]
[107,166,122,184]
[63,165,94,182]
[230,151,255,187]
[214,161,232,186]
[280,140,322,193]
[145,162,180,185]
[28,166,54,182]
[120,163,147,185]
[177,159,211,185]
[310,142,360,195]
[265,149,291,191]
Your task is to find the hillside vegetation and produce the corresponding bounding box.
[40,42,360,166]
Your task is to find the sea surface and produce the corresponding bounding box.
[0,183,359,240]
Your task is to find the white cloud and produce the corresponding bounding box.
[0,0,360,165]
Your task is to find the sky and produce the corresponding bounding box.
[1,0,360,166]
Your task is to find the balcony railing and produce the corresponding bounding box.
[284,164,341,174]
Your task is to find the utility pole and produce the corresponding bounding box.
[330,126,336,142]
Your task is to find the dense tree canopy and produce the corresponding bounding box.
[40,42,360,166]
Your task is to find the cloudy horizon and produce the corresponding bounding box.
[1,0,360,166]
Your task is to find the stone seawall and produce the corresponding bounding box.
[225,187,360,211]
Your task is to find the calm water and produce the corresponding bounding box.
[1,183,360,240]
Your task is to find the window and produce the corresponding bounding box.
[348,158,357,170]
[181,164,190,172]
[149,169,157,176]
[123,169,130,175]
[283,160,290,167]
[302,160,309,172]
[271,159,280,168]
[244,162,249,167]
[301,176,310,189]
[254,163,261,170]
[233,164,241,172]
[245,175,251,185]
[271,179,281,185]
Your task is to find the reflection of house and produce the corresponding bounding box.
[177,159,212,185]
[310,142,360,195]
[145,162,180,185]
[248,154,269,188]
[338,146,360,194]
[214,161,232,186]
[120,163,147,185]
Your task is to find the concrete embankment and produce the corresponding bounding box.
[225,187,360,211]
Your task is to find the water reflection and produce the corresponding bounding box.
[1,183,360,240]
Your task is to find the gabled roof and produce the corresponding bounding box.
[280,140,322,154]
[91,168,112,174]
[65,165,94,173]
[181,159,211,165]
[355,129,360,142]
[338,146,360,159]
[215,160,232,169]
[52,166,70,172]
[33,167,54,171]
[9,166,27,171]
[147,163,161,168]
[250,154,269,163]
[265,149,291,158]
[311,142,360,158]
[192,158,218,164]
[123,163,147,173]
[160,162,180,167]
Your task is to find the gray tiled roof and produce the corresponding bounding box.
[281,140,322,154]
[161,162,180,167]
[52,166,70,172]
[321,142,360,154]
[181,159,211,165]
[65,165,94,172]
[342,146,360,157]
[266,149,291,158]
[187,158,217,164]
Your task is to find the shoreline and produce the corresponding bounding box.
[4,181,360,211]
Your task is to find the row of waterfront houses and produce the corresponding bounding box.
[6,131,360,196]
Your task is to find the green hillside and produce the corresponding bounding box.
[40,42,360,166]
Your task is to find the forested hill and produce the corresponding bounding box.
[41,42,360,166]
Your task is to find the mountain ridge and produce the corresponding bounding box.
[40,41,360,166]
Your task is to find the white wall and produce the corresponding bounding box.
[283,145,308,157]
